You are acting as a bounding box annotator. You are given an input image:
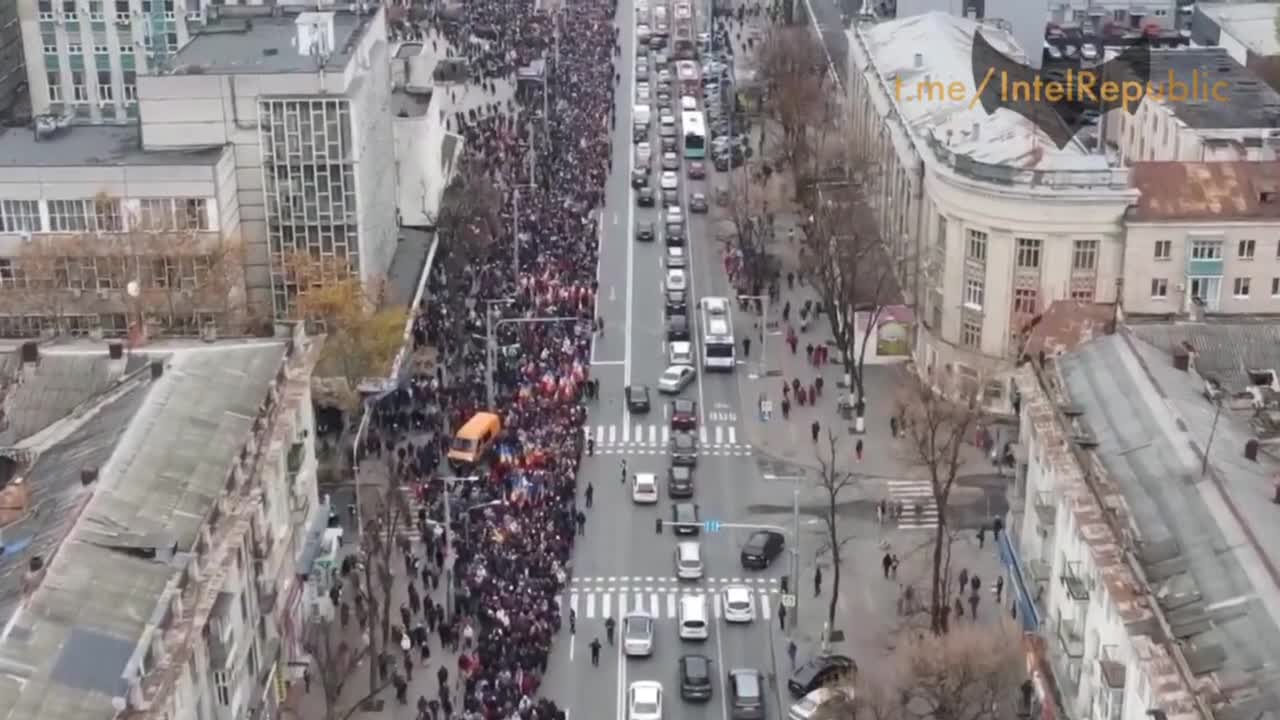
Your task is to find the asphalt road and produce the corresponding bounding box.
[543,2,795,718]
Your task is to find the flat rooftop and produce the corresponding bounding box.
[167,9,373,75]
[1058,332,1280,719]
[855,12,1111,173]
[0,339,290,720]
[0,124,224,167]
[1150,47,1280,130]
[1128,161,1280,222]
[1198,2,1280,57]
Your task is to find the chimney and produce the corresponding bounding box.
[1172,347,1189,371]
[150,360,165,380]
[81,466,99,486]
[971,122,981,141]
[295,11,336,57]
[20,342,38,364]
[108,342,124,360]
[913,52,924,69]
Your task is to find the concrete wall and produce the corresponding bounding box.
[1121,221,1280,314]
[393,93,453,228]
[348,16,399,286]
[1112,98,1278,163]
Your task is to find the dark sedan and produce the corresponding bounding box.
[625,384,652,413]
[638,186,655,207]
[739,530,784,569]
[787,655,856,698]
[631,168,648,188]
[636,221,655,242]
[680,654,714,701]
[670,398,697,430]
[672,500,700,532]
[664,221,685,245]
[668,466,694,498]
[687,161,706,179]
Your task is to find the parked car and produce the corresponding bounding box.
[787,655,856,698]
[689,193,708,213]
[638,186,656,207]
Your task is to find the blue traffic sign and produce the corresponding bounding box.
[703,520,721,533]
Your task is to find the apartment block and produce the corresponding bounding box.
[1109,48,1280,164]
[1122,161,1280,316]
[1004,332,1280,720]
[0,329,328,720]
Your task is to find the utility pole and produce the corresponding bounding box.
[440,475,481,622]
[764,472,804,630]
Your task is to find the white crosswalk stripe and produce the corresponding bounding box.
[588,423,749,451]
[888,479,940,529]
[568,589,778,620]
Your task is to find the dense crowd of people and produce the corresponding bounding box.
[343,0,620,718]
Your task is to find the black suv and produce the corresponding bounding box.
[665,288,688,316]
[666,314,690,341]
[680,654,714,701]
[672,501,700,534]
[787,655,856,698]
[636,221,655,242]
[739,530,784,569]
[668,466,694,498]
[638,186,656,207]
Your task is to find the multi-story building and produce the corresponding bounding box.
[1190,3,1280,88]
[1004,328,1280,720]
[1121,161,1280,316]
[136,5,396,317]
[846,12,1135,405]
[0,123,246,338]
[1108,48,1280,164]
[0,328,326,720]
[1048,0,1178,30]
[0,0,29,125]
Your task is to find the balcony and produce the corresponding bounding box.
[1185,257,1223,278]
[287,442,304,477]
[1056,617,1084,658]
[1060,561,1090,602]
[1098,645,1126,689]
[1033,492,1056,527]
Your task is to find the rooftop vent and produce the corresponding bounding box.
[295,11,335,59]
[913,52,923,69]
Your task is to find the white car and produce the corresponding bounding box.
[629,681,663,720]
[665,245,687,269]
[637,24,652,42]
[623,610,655,657]
[658,69,672,84]
[789,687,857,720]
[675,540,704,580]
[665,205,683,225]
[721,585,755,623]
[632,472,659,504]
[668,340,694,365]
[637,82,652,102]
[701,296,729,316]
[635,142,652,167]
[680,95,698,111]
[657,364,696,394]
[665,268,687,291]
[660,171,678,190]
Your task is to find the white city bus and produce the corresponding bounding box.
[699,296,736,370]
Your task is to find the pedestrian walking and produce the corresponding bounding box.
[994,576,1005,602]
[569,608,577,634]
[855,439,863,461]
[814,566,823,596]
[977,526,986,548]
[787,639,797,669]
[882,552,893,578]
[969,591,980,618]
[587,437,595,456]
[958,568,968,593]
[890,554,899,578]
[575,510,587,535]
[778,603,787,630]
[743,337,751,356]
[589,637,602,666]
[585,482,594,507]
[971,575,981,593]
[811,420,820,442]
[890,416,898,437]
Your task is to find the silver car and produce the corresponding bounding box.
[658,364,696,393]
[623,610,655,657]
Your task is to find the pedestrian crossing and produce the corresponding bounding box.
[587,423,752,456]
[887,479,940,530]
[564,587,776,621]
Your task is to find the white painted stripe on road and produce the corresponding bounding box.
[651,593,660,616]
[714,425,723,444]
[728,426,736,444]
[600,425,607,444]
[634,423,642,443]
[569,593,579,619]
[711,592,721,619]
[617,592,628,617]
[587,593,597,619]
[634,592,644,614]
[661,425,669,444]
[601,592,611,619]
[648,425,656,444]
[759,593,771,620]
[666,593,677,617]
[622,423,630,443]
[699,425,707,444]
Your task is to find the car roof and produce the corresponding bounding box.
[635,472,657,483]
[724,585,751,600]
[673,398,695,410]
[669,465,691,477]
[675,502,696,514]
[632,682,661,701]
[626,609,654,620]
[682,654,711,674]
[629,384,650,394]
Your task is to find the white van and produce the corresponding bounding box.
[680,95,698,112]
[634,104,652,129]
[678,595,709,640]
[675,541,703,580]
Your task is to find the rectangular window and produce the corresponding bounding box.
[47,71,63,102]
[1015,238,1041,269]
[39,0,56,20]
[1238,239,1256,259]
[94,197,122,231]
[42,33,58,54]
[961,318,982,349]
[0,258,21,288]
[1154,240,1171,260]
[1190,240,1222,259]
[47,199,91,232]
[0,200,42,233]
[62,0,78,16]
[123,70,137,101]
[138,198,210,231]
[166,32,179,50]
[89,0,104,19]
[1189,276,1221,310]
[71,70,88,102]
[213,671,230,706]
[1072,239,1099,271]
[97,70,113,102]
[1070,286,1095,302]
[966,229,987,262]
[1233,277,1251,298]
[1150,278,1167,298]
[1012,287,1038,314]
[964,277,984,309]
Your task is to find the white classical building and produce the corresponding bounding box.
[846,12,1136,404]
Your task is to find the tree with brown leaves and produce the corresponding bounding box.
[894,368,987,635]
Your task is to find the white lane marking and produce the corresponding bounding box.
[617,592,628,617]
[635,592,645,614]
[648,425,657,444]
[714,594,730,720]
[714,425,723,445]
[598,425,607,444]
[661,425,670,444]
[570,593,579,619]
[727,426,736,444]
[711,592,721,619]
[601,592,611,620]
[698,425,707,444]
[587,593,597,619]
[634,423,642,442]
[760,592,771,620]
[666,593,677,618]
[622,422,630,443]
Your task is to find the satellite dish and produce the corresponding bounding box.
[126,280,140,298]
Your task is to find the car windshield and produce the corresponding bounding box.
[625,617,652,636]
[633,701,659,715]
[449,437,476,452]
[674,401,692,413]
[674,435,692,449]
[662,368,683,382]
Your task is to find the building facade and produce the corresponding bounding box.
[0,0,29,124]
[846,12,1135,404]
[0,124,247,337]
[136,5,396,316]
[1122,161,1280,316]
[1107,49,1280,164]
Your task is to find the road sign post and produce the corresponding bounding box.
[780,593,796,608]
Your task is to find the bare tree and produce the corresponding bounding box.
[894,369,987,635]
[813,429,861,631]
[801,173,897,423]
[752,26,832,186]
[293,615,392,720]
[432,160,504,283]
[352,484,410,704]
[896,620,1026,720]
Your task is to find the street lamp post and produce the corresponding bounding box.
[440,474,481,622]
[738,293,770,377]
[764,473,804,631]
[484,306,581,409]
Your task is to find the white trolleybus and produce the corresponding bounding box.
[699,296,736,371]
